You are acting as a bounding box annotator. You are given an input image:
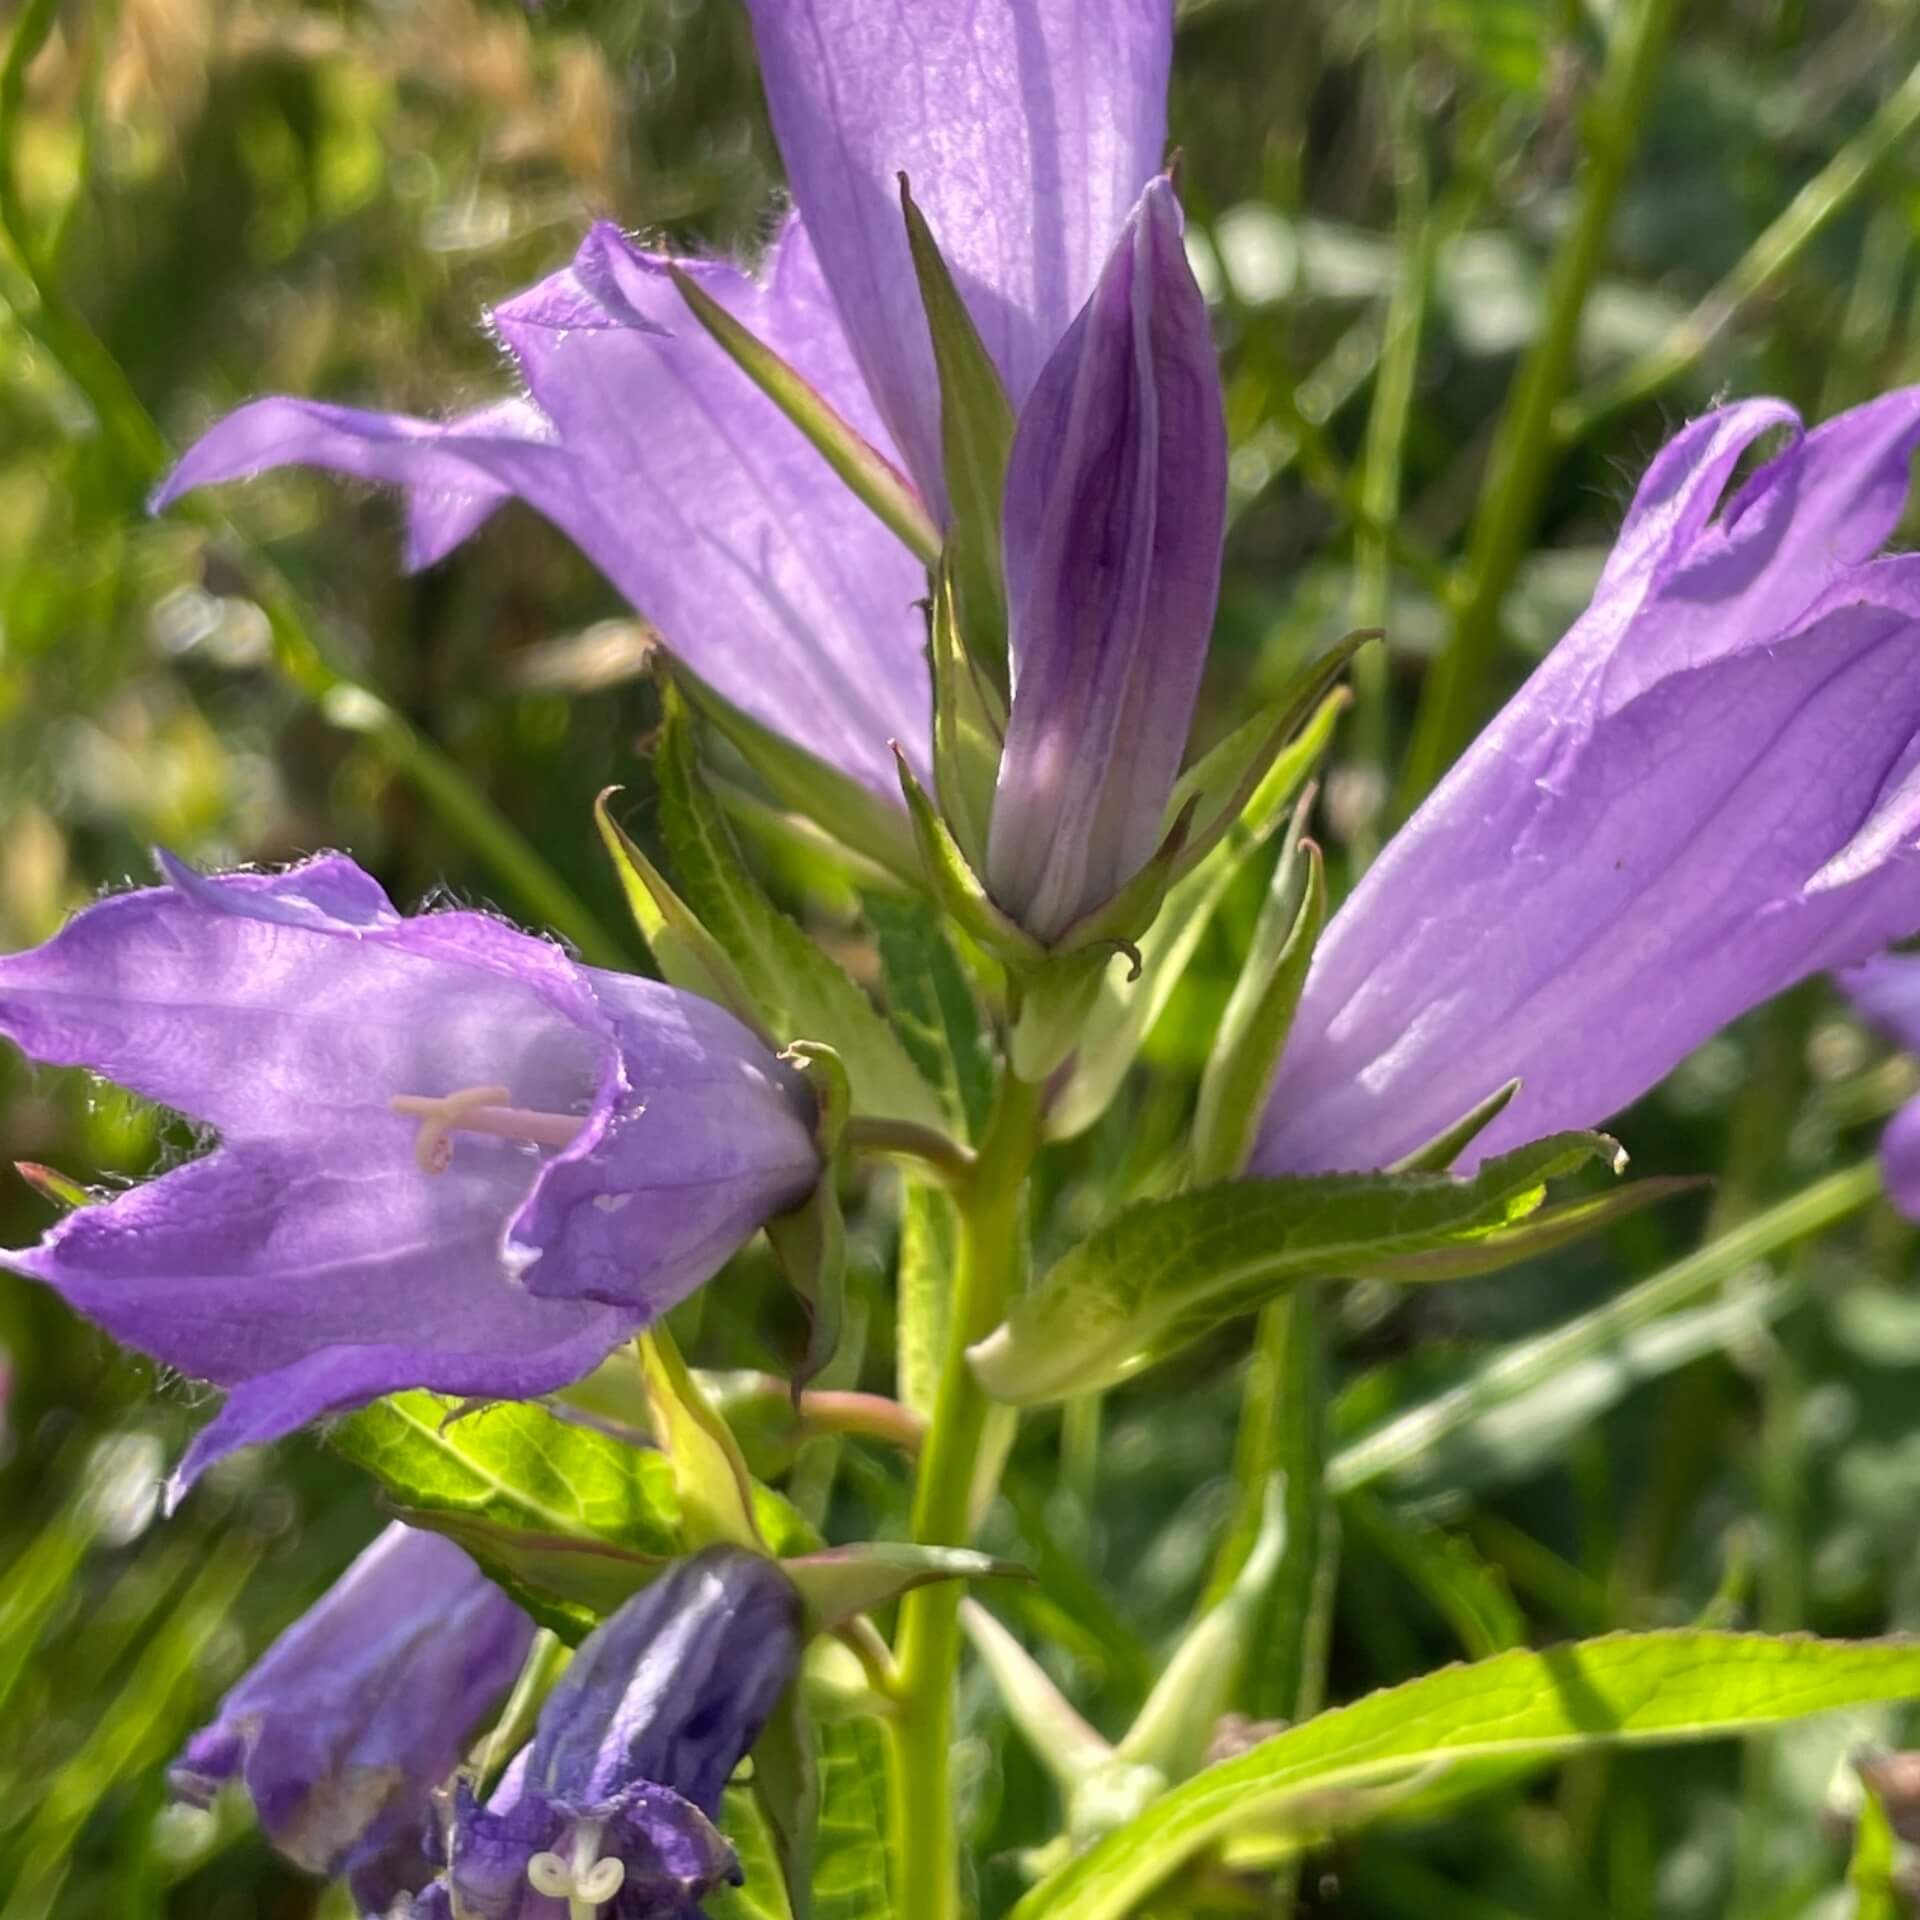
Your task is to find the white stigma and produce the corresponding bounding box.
[390,1084,585,1173]
[527,1820,625,1920]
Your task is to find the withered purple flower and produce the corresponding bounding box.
[171,1524,533,1913]
[418,1548,802,1920]
[0,855,821,1496]
[1256,389,1920,1176]
[153,2,1187,814]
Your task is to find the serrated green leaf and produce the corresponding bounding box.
[968,1135,1626,1405]
[817,1717,894,1920]
[331,1390,815,1638]
[1012,1632,1920,1920]
[865,890,994,1140]
[655,691,950,1133]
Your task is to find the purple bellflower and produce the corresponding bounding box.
[0,854,821,1496]
[1256,388,1920,1177]
[151,0,1203,869]
[171,1523,534,1913]
[985,177,1228,940]
[1839,951,1920,1217]
[417,1547,802,1920]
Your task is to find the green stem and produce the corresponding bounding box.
[1395,0,1680,815]
[890,1071,1045,1920]
[843,1115,978,1187]
[1555,59,1920,444]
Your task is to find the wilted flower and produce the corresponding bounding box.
[1256,389,1920,1174]
[153,0,1194,843]
[1839,950,1920,1216]
[171,1524,533,1913]
[418,1548,802,1920]
[985,178,1227,941]
[0,855,821,1495]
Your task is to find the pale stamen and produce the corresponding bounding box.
[390,1084,585,1174]
[527,1819,626,1919]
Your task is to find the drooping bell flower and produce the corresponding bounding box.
[1255,389,1920,1176]
[984,177,1227,940]
[0,855,822,1496]
[1838,951,1920,1217]
[416,1548,803,1920]
[171,1523,534,1914]
[153,1,1179,802]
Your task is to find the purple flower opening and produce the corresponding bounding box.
[420,1548,802,1920]
[170,1524,534,1911]
[0,855,822,1498]
[1256,388,1920,1176]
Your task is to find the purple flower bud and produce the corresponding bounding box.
[1838,951,1920,1217]
[171,1525,532,1911]
[422,1549,802,1920]
[0,855,823,1497]
[1256,389,1920,1175]
[985,178,1228,941]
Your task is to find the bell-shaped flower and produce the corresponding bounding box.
[152,1,1178,802]
[984,177,1227,940]
[1838,951,1920,1217]
[171,1523,534,1913]
[0,855,822,1496]
[417,1547,802,1920]
[1255,388,1920,1175]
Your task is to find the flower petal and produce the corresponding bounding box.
[156,219,931,795]
[985,178,1225,939]
[744,0,1173,509]
[1258,552,1920,1174]
[508,972,820,1311]
[172,1524,531,1896]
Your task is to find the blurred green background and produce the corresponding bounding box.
[7,0,1920,1914]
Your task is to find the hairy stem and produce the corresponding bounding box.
[889,1071,1045,1920]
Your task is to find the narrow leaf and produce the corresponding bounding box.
[782,1543,1022,1635]
[1013,1632,1920,1920]
[969,1135,1628,1405]
[668,262,941,566]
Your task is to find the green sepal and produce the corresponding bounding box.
[1110,1478,1289,1786]
[13,1161,93,1211]
[594,788,775,1044]
[666,262,941,568]
[1045,693,1345,1142]
[1161,631,1372,887]
[666,656,924,888]
[1007,949,1114,1085]
[655,688,952,1134]
[1387,1079,1522,1174]
[1189,819,1326,1183]
[968,1133,1641,1405]
[901,175,1015,678]
[765,1043,850,1393]
[894,742,1043,967]
[473,1629,569,1796]
[639,1325,766,1553]
[929,563,1008,872]
[1049,799,1200,957]
[782,1543,1023,1636]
